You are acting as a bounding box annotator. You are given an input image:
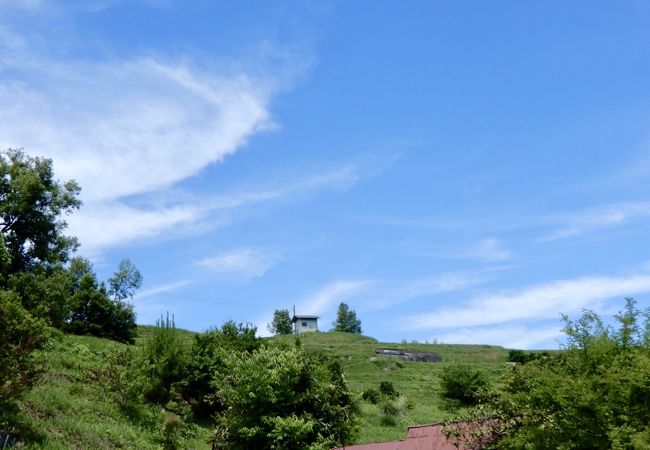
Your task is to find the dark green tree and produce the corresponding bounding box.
[0,149,81,274]
[66,267,137,344]
[332,302,362,334]
[108,257,143,301]
[267,308,293,335]
[211,347,358,449]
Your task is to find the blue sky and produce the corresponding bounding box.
[1,1,650,349]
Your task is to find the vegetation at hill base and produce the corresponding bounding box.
[446,298,650,450]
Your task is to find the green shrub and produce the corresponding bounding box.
[439,364,488,406]
[87,349,144,414]
[211,347,358,449]
[379,381,398,398]
[379,414,397,427]
[183,321,260,418]
[0,290,50,422]
[362,388,380,404]
[141,313,188,405]
[160,411,185,450]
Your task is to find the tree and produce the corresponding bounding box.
[184,321,261,418]
[449,298,650,449]
[66,265,137,344]
[0,149,81,274]
[267,308,293,335]
[210,347,358,449]
[332,302,362,334]
[108,258,143,301]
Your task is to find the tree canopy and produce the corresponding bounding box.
[211,347,358,449]
[267,308,293,335]
[332,302,362,334]
[0,149,81,273]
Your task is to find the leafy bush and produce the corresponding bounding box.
[507,349,551,364]
[379,381,398,399]
[141,313,189,405]
[0,290,50,421]
[362,388,380,404]
[210,347,358,449]
[183,321,260,418]
[439,363,488,406]
[87,349,145,414]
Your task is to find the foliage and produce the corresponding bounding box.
[379,381,398,398]
[0,149,81,274]
[439,363,489,407]
[210,347,358,450]
[0,290,50,421]
[332,302,362,334]
[452,298,650,449]
[267,308,293,335]
[87,348,145,414]
[184,321,261,418]
[141,313,189,406]
[506,349,550,364]
[66,271,137,344]
[362,388,380,404]
[108,257,143,301]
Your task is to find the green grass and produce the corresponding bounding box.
[270,331,510,443]
[14,328,512,447]
[15,331,211,450]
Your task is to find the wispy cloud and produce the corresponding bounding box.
[406,271,650,331]
[369,270,493,310]
[297,280,373,316]
[136,280,192,299]
[436,325,563,350]
[539,201,650,241]
[196,249,282,281]
[0,12,322,258]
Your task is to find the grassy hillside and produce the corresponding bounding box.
[14,329,510,448]
[270,332,510,443]
[14,330,212,450]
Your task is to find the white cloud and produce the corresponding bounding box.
[196,248,281,281]
[436,325,563,349]
[540,201,650,241]
[136,280,192,299]
[298,280,373,316]
[406,272,650,331]
[369,270,491,310]
[0,59,273,202]
[466,238,512,261]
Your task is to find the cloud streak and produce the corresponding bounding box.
[406,272,650,331]
[196,248,282,281]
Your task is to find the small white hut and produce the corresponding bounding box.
[292,314,319,334]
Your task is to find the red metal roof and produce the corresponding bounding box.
[333,423,467,450]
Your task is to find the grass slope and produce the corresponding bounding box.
[15,330,211,450]
[270,332,509,444]
[15,328,509,448]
